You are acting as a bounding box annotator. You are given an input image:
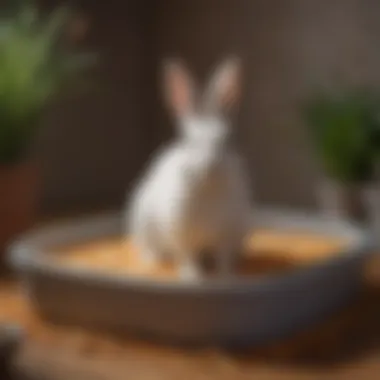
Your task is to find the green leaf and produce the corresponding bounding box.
[0,1,96,163]
[303,89,378,182]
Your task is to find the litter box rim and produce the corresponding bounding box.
[8,208,375,294]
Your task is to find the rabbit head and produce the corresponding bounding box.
[163,57,241,152]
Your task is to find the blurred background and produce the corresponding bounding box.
[27,0,380,215]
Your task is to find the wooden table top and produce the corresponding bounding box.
[0,226,379,379]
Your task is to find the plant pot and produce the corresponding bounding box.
[317,179,366,222]
[0,162,38,262]
[362,184,380,246]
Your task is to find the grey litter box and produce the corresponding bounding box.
[8,209,375,347]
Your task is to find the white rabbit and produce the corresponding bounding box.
[126,57,253,281]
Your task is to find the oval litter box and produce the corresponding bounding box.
[8,209,374,347]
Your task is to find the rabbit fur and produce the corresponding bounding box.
[126,57,253,281]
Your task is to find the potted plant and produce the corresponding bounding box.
[303,89,376,221]
[361,103,380,242]
[0,2,95,257]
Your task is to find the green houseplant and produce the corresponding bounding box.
[0,1,95,255]
[303,89,378,220]
[360,103,380,242]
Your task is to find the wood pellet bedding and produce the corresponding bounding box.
[52,230,347,280]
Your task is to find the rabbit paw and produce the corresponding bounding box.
[179,262,202,281]
[139,249,160,269]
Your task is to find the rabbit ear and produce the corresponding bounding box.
[163,59,195,116]
[203,57,241,113]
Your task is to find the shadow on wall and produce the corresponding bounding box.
[31,0,380,214]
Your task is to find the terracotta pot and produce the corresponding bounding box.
[0,162,39,258]
[317,179,366,222]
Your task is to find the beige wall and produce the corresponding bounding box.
[37,0,380,213]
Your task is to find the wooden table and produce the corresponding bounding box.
[0,249,379,380]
